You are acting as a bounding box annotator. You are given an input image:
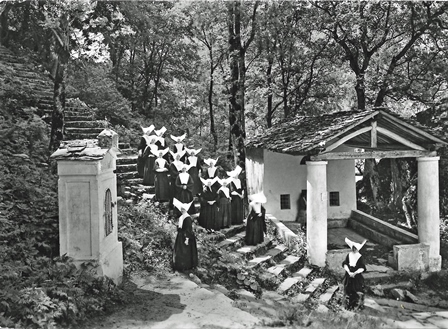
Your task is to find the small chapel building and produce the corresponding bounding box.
[245,108,447,271]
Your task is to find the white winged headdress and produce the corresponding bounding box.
[170,133,187,143]
[226,165,242,178]
[185,147,202,156]
[203,157,219,167]
[248,191,267,204]
[154,126,167,137]
[151,147,169,157]
[141,125,155,135]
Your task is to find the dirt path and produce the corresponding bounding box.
[82,272,261,329]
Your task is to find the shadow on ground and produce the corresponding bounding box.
[81,280,185,329]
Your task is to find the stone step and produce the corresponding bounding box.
[203,224,246,243]
[116,171,140,180]
[277,266,313,294]
[130,185,155,194]
[217,231,246,249]
[318,285,339,304]
[117,155,138,165]
[64,132,100,140]
[222,223,246,238]
[119,142,131,150]
[247,244,288,268]
[122,178,144,186]
[65,120,106,128]
[236,238,273,259]
[65,127,104,134]
[65,115,94,121]
[266,255,301,276]
[292,278,326,303]
[116,163,137,173]
[12,73,51,85]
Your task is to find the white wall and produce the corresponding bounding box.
[263,150,306,221]
[263,147,356,221]
[327,158,356,219]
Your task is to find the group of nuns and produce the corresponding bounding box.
[137,125,268,271]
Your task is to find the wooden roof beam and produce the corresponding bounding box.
[311,150,437,161]
[371,121,377,148]
[380,110,448,145]
[322,126,372,153]
[376,127,426,151]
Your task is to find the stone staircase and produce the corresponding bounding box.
[0,45,150,202]
[0,45,54,116]
[210,222,339,311]
[204,213,410,317]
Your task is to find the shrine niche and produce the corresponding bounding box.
[51,129,123,283]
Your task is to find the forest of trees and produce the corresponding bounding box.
[2,0,448,217]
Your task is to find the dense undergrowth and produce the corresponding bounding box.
[0,95,129,328]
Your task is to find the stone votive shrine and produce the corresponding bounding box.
[51,129,123,284]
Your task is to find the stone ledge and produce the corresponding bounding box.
[351,209,418,244]
[266,214,301,250]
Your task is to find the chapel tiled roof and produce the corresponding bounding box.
[246,109,448,155]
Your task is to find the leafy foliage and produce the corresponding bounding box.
[117,201,174,275]
[0,94,126,328]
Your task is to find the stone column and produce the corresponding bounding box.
[417,156,441,272]
[306,161,328,267]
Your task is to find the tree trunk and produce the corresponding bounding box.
[0,3,12,47]
[49,16,70,151]
[208,67,218,151]
[227,1,245,169]
[355,73,366,110]
[49,52,69,151]
[364,158,379,206]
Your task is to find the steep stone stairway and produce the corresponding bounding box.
[202,214,424,319]
[208,220,339,311]
[0,45,149,201]
[58,103,153,201]
[0,45,53,115]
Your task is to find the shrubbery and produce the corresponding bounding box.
[0,97,127,328]
[117,201,174,276]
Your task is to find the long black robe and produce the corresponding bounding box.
[142,144,157,186]
[245,206,266,246]
[154,158,170,201]
[173,215,198,271]
[342,254,366,310]
[199,185,219,230]
[137,136,147,178]
[217,188,232,229]
[169,161,182,206]
[230,180,244,225]
[187,155,203,196]
[175,173,196,215]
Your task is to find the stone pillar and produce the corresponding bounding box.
[306,161,328,267]
[52,130,123,284]
[417,156,441,272]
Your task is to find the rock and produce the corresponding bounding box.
[316,305,329,313]
[213,284,229,295]
[420,272,431,281]
[391,288,406,301]
[405,290,419,303]
[370,284,385,297]
[189,273,202,285]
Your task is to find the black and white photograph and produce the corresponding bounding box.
[1,1,448,328]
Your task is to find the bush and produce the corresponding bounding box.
[117,201,174,275]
